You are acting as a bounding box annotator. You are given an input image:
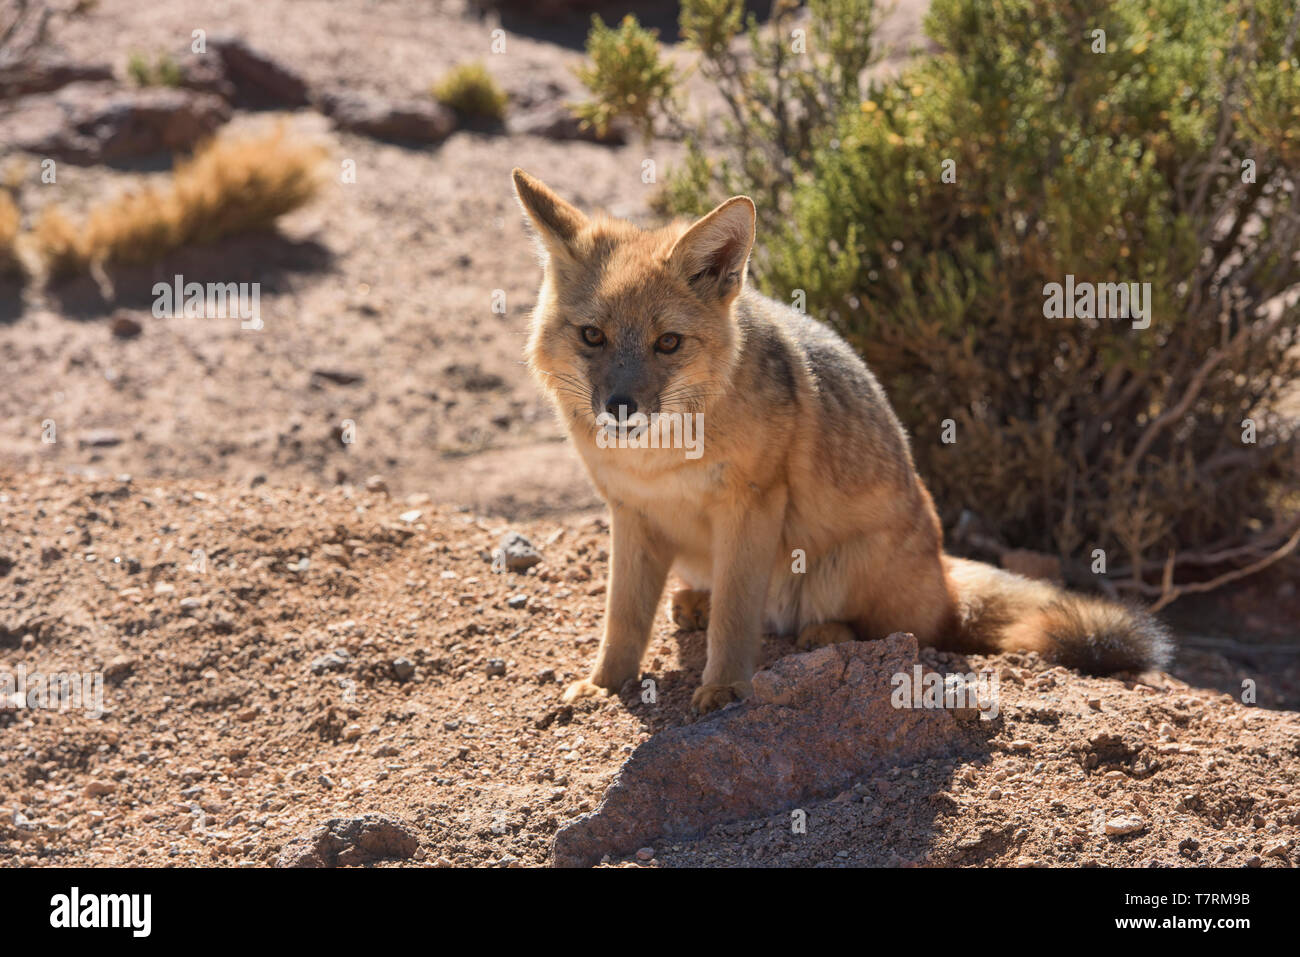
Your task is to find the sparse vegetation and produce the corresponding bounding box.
[432,61,508,122]
[577,0,1300,604]
[34,126,325,278]
[126,50,182,87]
[573,13,676,140]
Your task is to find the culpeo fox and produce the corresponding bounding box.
[512,168,1172,715]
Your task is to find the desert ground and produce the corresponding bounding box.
[0,0,1297,867]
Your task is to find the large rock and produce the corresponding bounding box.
[0,56,113,99]
[210,36,310,108]
[318,90,456,144]
[274,813,420,867]
[552,633,971,867]
[509,104,627,145]
[507,79,626,144]
[6,83,230,163]
[175,55,236,102]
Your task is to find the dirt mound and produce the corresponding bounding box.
[0,471,1296,867]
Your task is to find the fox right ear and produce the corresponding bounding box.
[512,168,587,258]
[668,196,756,303]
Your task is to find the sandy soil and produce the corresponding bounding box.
[0,472,1296,868]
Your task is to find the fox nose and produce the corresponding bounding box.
[605,395,637,418]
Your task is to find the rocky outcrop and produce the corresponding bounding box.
[5,83,230,163]
[0,56,112,99]
[553,632,974,867]
[319,90,456,144]
[210,35,310,108]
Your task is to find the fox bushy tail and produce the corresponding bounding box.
[941,556,1173,673]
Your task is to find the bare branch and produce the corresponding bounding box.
[1128,524,1300,611]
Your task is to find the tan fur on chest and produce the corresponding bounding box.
[576,437,720,554]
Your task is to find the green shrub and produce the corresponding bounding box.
[126,51,181,87]
[581,0,1300,605]
[433,62,508,122]
[574,13,677,140]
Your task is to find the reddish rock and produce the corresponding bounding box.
[319,90,456,143]
[552,632,969,867]
[0,56,113,99]
[176,55,236,102]
[509,104,627,145]
[7,83,230,163]
[210,36,310,108]
[109,312,143,339]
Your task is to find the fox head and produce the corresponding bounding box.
[512,168,755,444]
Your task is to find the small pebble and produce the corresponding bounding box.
[1104,815,1145,836]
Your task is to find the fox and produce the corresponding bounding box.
[511,167,1172,715]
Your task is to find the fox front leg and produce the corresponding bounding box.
[562,506,671,704]
[692,489,787,714]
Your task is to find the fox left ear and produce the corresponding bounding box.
[668,196,756,302]
[512,168,588,260]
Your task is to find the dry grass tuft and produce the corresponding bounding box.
[34,126,325,278]
[0,190,22,278]
[433,61,507,122]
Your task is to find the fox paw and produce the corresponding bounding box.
[669,588,711,631]
[691,682,747,715]
[562,677,613,704]
[796,621,856,651]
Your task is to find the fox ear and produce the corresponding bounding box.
[512,168,588,258]
[668,196,756,302]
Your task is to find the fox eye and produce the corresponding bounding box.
[580,326,605,347]
[655,332,682,354]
